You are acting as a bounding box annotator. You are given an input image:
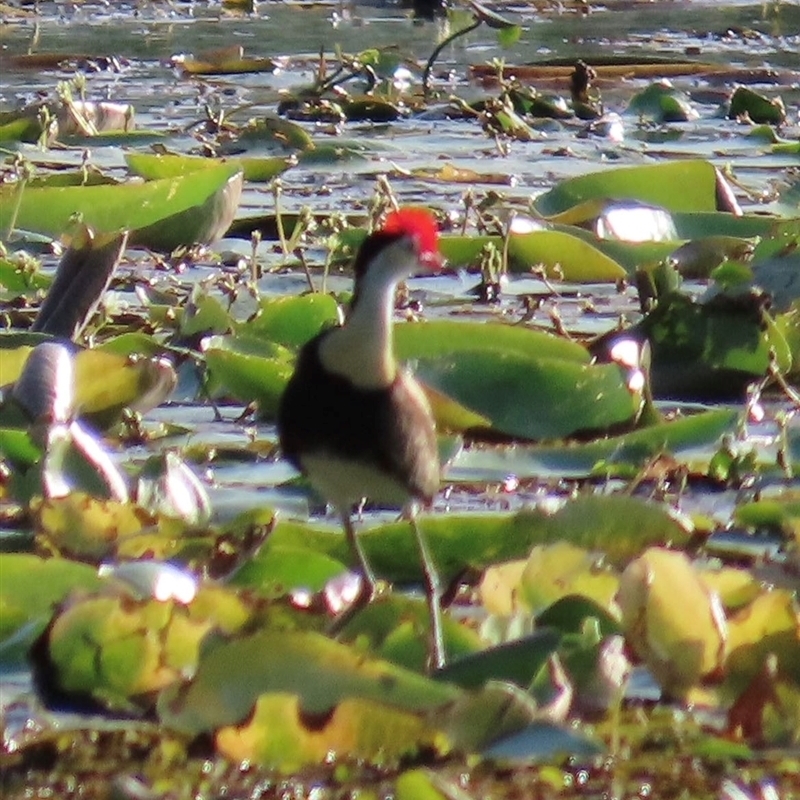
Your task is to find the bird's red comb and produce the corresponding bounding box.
[382,207,440,257]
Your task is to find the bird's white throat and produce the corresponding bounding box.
[318,277,397,389]
[318,239,416,390]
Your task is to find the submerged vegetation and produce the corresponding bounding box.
[0,0,799,797]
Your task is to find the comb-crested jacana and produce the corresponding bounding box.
[277,207,445,668]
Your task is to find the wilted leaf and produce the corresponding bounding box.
[723,589,800,702]
[618,548,727,696]
[43,585,250,711]
[518,542,620,616]
[216,692,439,769]
[34,492,160,560]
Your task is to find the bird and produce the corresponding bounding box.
[277,207,445,669]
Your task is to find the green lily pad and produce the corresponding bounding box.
[243,293,339,348]
[395,320,589,364]
[533,160,724,218]
[632,290,791,399]
[0,427,41,468]
[203,333,294,415]
[412,349,640,441]
[337,595,482,672]
[125,151,292,184]
[627,81,698,123]
[0,162,243,251]
[434,628,562,690]
[447,408,740,480]
[507,229,626,281]
[0,553,103,647]
[0,256,51,294]
[271,494,692,586]
[728,86,786,126]
[158,629,462,736]
[228,543,347,596]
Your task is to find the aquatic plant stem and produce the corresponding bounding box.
[423,17,482,98]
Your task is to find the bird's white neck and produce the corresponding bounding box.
[319,276,397,389]
[318,240,417,390]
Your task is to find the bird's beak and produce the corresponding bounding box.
[420,250,444,271]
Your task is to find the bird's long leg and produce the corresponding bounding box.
[344,509,377,594]
[409,508,446,671]
[327,511,376,636]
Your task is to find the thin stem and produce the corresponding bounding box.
[294,246,316,293]
[423,17,482,98]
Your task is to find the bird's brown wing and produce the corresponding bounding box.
[278,334,439,505]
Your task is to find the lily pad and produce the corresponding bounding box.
[0,553,103,647]
[158,629,462,736]
[0,163,243,251]
[533,160,728,218]
[507,229,626,281]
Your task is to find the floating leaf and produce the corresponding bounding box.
[518,542,620,616]
[73,349,177,422]
[43,585,250,711]
[34,492,160,561]
[447,408,739,481]
[412,348,640,440]
[125,151,292,184]
[728,87,786,126]
[173,50,277,76]
[203,333,294,415]
[0,163,243,251]
[618,548,726,697]
[723,589,800,702]
[395,320,589,365]
[533,160,727,218]
[483,720,603,762]
[272,495,692,587]
[627,81,698,123]
[231,115,314,153]
[507,229,626,281]
[0,553,102,646]
[1,345,176,427]
[229,544,347,597]
[434,629,561,690]
[216,692,438,769]
[337,595,481,672]
[158,629,461,737]
[623,289,791,400]
[243,294,339,348]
